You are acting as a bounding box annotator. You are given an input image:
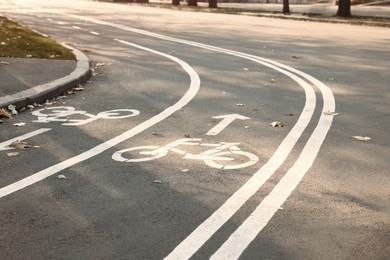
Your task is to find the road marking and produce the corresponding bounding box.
[206,114,250,136]
[0,40,200,198]
[25,13,327,258]
[4,9,335,258]
[0,128,52,151]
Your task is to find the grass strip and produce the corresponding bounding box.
[0,16,75,60]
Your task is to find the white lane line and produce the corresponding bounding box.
[46,14,334,259]
[90,31,100,35]
[0,128,52,151]
[0,40,200,199]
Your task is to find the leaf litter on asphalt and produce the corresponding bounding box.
[353,136,371,141]
[0,108,12,118]
[9,140,31,149]
[270,121,285,127]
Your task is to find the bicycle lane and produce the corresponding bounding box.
[1,4,335,259]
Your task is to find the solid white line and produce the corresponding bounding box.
[0,128,51,151]
[0,40,200,199]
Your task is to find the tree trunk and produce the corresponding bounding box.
[209,0,218,8]
[172,0,180,5]
[283,0,290,15]
[187,0,197,6]
[337,0,351,17]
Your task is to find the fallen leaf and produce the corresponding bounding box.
[0,108,12,118]
[245,126,250,129]
[353,136,371,141]
[0,119,3,124]
[72,87,84,92]
[270,79,277,83]
[26,54,33,58]
[152,131,158,135]
[0,61,10,65]
[323,111,341,116]
[7,152,19,157]
[292,55,300,59]
[13,122,26,127]
[8,104,18,115]
[184,134,191,138]
[270,121,285,127]
[9,140,31,149]
[283,113,294,116]
[27,104,35,109]
[95,62,106,67]
[236,103,245,107]
[181,169,189,173]
[328,78,335,81]
[58,175,67,179]
[153,180,162,184]
[243,68,249,71]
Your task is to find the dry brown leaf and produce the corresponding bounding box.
[9,140,31,149]
[7,152,19,157]
[324,111,341,116]
[292,55,301,59]
[353,136,371,141]
[270,79,277,83]
[72,87,84,92]
[153,180,162,184]
[0,108,12,118]
[270,121,285,127]
[13,122,26,127]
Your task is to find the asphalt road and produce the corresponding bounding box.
[1,0,389,259]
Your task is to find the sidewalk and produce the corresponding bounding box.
[0,45,90,110]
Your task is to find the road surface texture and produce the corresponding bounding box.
[0,0,389,259]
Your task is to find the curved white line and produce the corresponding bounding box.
[0,40,201,198]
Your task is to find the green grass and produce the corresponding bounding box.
[0,16,75,60]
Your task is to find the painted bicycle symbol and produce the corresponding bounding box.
[112,138,259,170]
[32,106,140,126]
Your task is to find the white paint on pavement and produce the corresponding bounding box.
[0,128,51,151]
[1,9,335,259]
[206,114,250,136]
[0,40,201,198]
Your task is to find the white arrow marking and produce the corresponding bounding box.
[206,114,250,136]
[0,128,52,151]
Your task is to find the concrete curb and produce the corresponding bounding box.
[0,43,91,110]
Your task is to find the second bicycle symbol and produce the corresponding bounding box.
[112,138,259,170]
[32,106,140,126]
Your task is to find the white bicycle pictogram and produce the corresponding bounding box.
[112,138,259,170]
[32,106,140,126]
